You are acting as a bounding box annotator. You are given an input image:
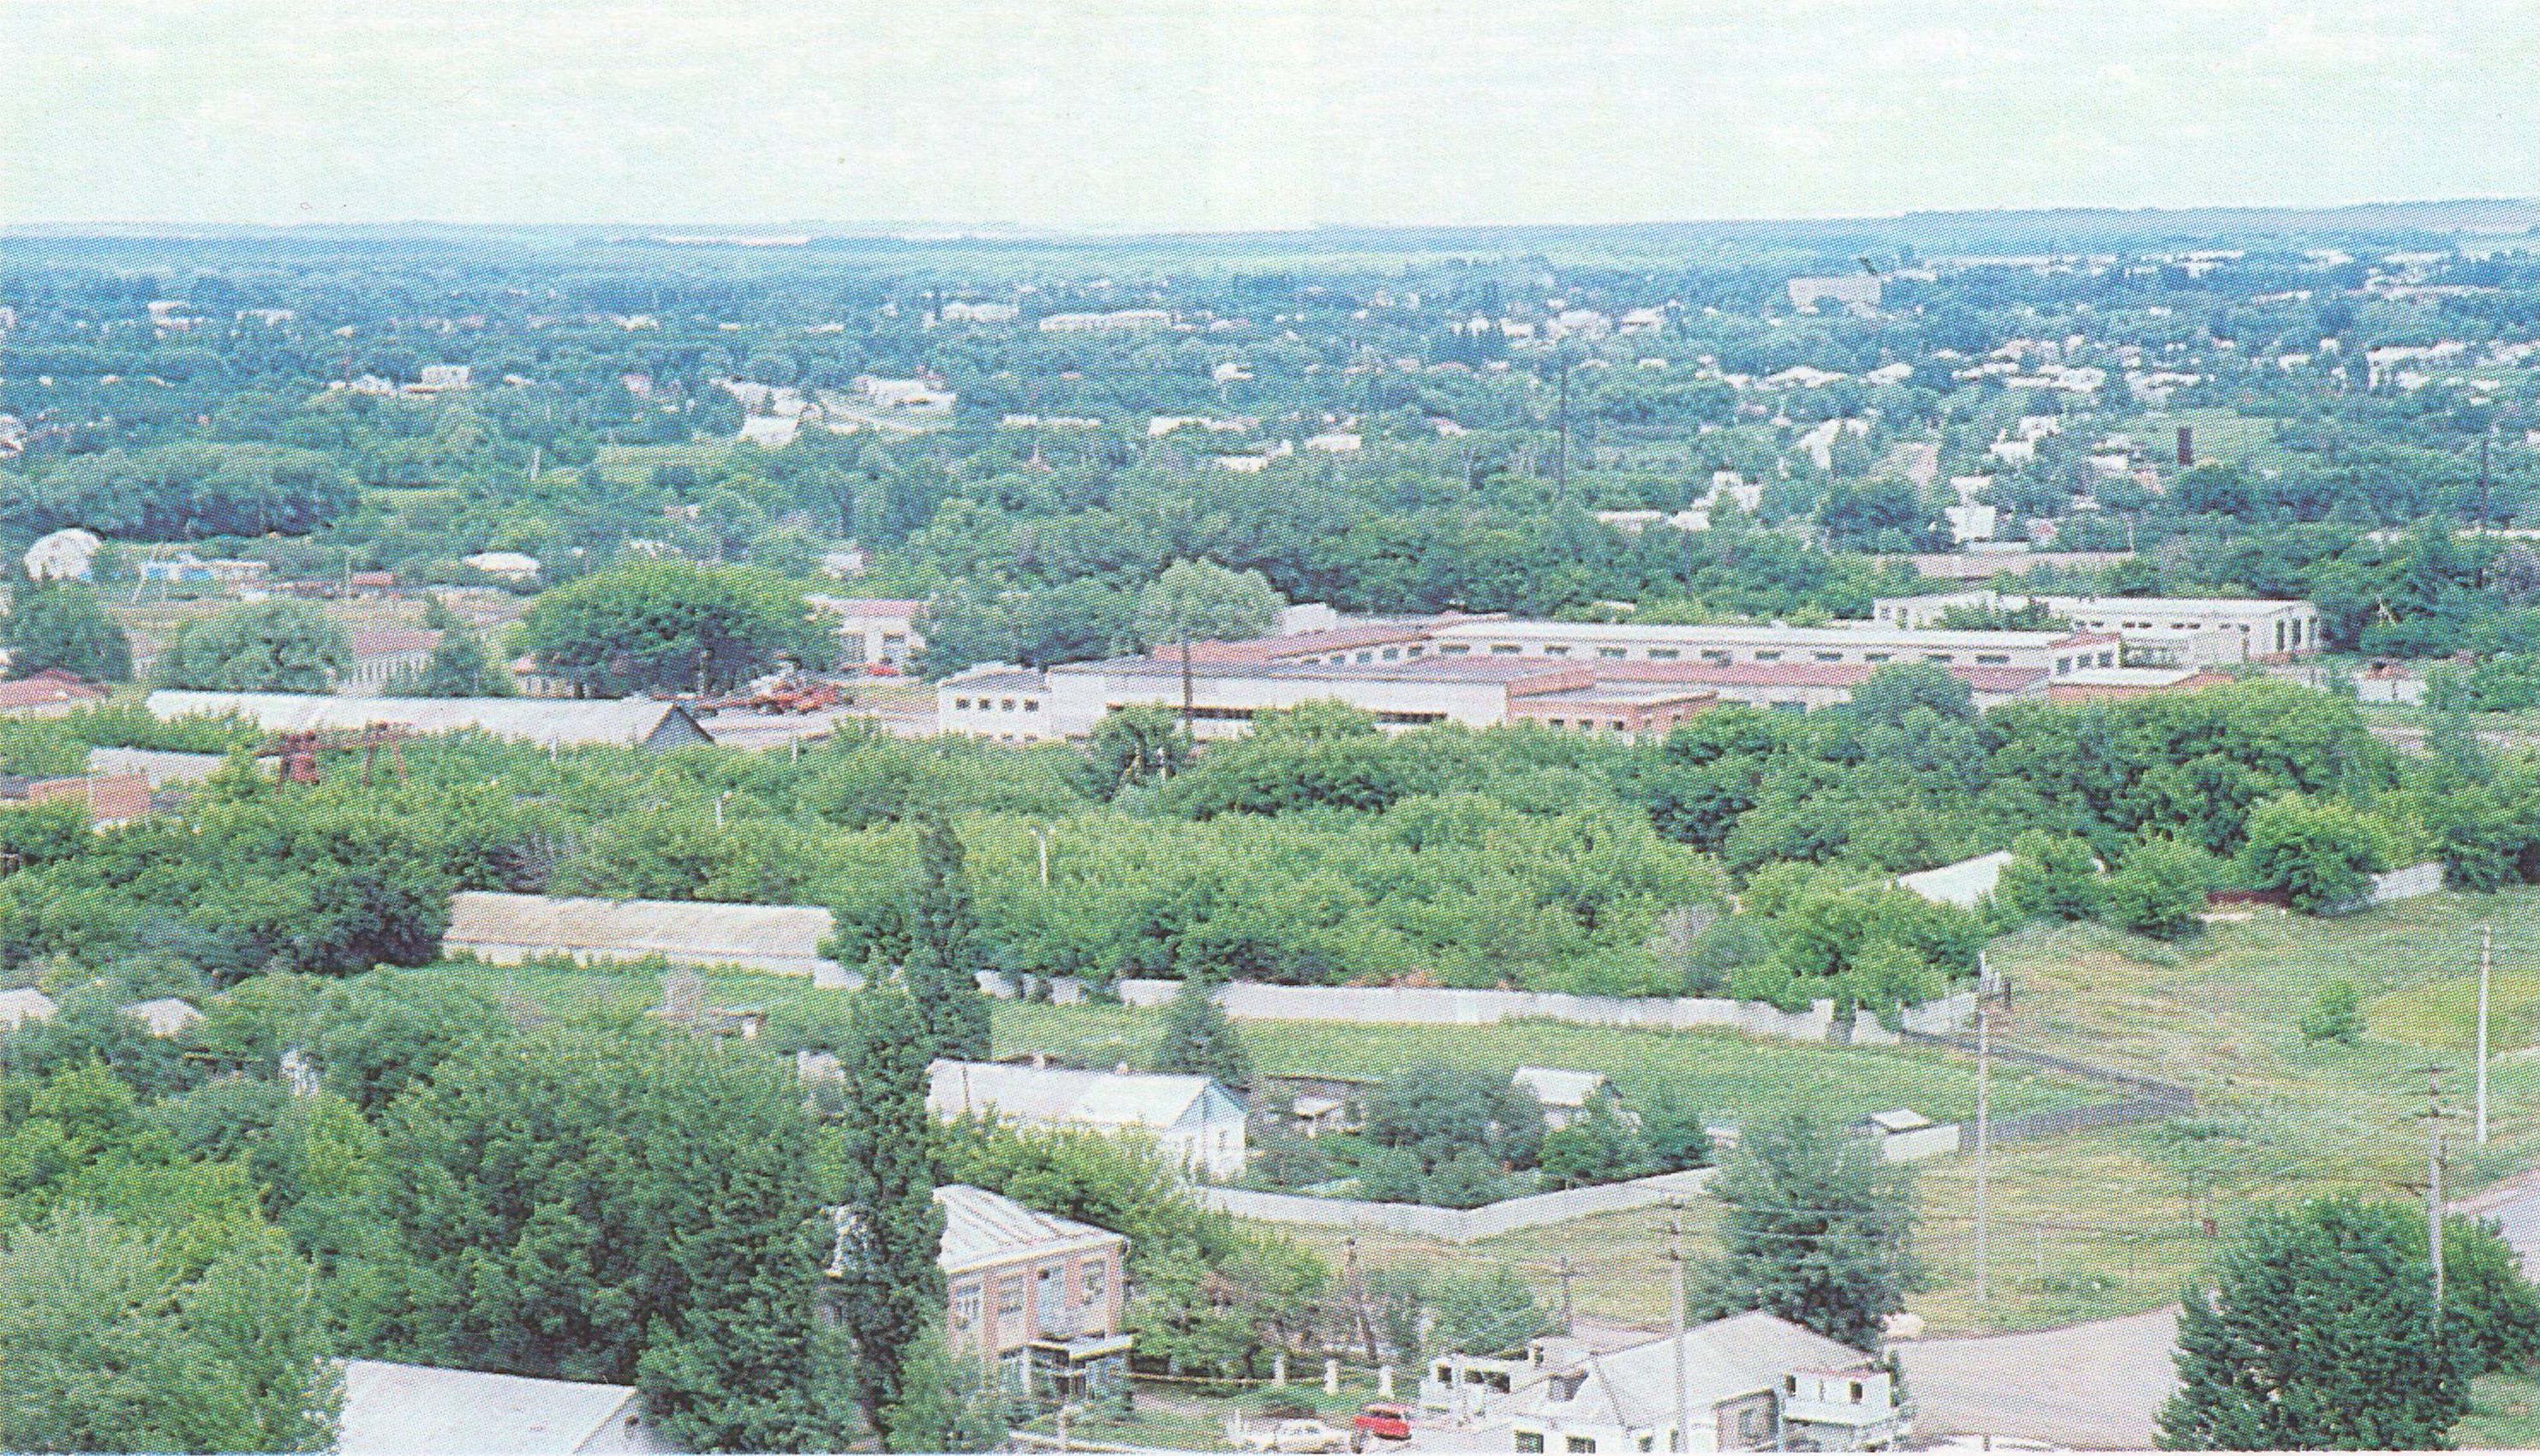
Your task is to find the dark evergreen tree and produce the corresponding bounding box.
[2159,1196,2475,1450]
[1694,1111,1913,1349]
[1151,976,1250,1088]
[834,988,947,1433]
[904,815,990,1059]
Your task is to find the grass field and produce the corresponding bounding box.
[460,886,2540,1342]
[2457,1372,2540,1449]
[593,441,739,483]
[2129,406,2303,471]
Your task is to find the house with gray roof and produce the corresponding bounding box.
[938,1184,1132,1402]
[144,691,712,751]
[1426,1310,1909,1453]
[929,1059,1248,1179]
[338,1358,672,1454]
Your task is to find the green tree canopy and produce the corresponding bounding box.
[3,581,134,683]
[2159,1196,2481,1450]
[152,598,349,692]
[1133,558,1286,652]
[1694,1111,1914,1350]
[515,561,828,695]
[1152,976,1252,1089]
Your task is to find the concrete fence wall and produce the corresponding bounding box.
[1880,1123,1964,1163]
[2369,861,2446,906]
[1198,1168,1714,1244]
[985,977,1982,1047]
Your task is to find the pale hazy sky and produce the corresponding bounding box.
[5,0,2534,230]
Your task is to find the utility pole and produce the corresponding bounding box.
[1031,824,1051,887]
[1974,992,1992,1310]
[2417,1066,2447,1327]
[1554,355,1572,500]
[1551,1255,1581,1337]
[1180,632,1195,741]
[2477,926,2492,1144]
[1666,1212,1688,1455]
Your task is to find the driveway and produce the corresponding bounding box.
[1898,1169,2540,1451]
[1897,1307,2178,1450]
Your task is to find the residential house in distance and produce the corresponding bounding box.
[338,1359,672,1455]
[1511,1066,1617,1131]
[1427,1311,1909,1453]
[935,663,1056,743]
[933,1183,1132,1402]
[0,669,114,717]
[0,987,59,1032]
[808,596,927,669]
[929,1059,1250,1179]
[1785,275,1882,312]
[119,998,204,1038]
[340,627,443,691]
[0,771,153,827]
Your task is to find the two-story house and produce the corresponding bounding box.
[935,1184,1133,1403]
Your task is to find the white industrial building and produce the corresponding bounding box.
[1869,591,2321,662]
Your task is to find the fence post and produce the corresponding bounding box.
[1378,1365,1395,1399]
[1274,1354,1288,1387]
[1324,1358,1341,1395]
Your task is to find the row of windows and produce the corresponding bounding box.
[2053,650,2120,673]
[948,1258,1111,1332]
[950,696,1041,713]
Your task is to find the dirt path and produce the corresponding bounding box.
[1897,1307,2178,1449]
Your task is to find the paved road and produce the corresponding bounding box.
[1898,1308,2178,1450]
[1898,1169,2540,1451]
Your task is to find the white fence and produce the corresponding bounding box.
[1198,1168,1715,1243]
[981,976,1981,1047]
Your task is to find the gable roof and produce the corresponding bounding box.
[445,891,835,964]
[1513,1066,1611,1108]
[337,1358,651,1455]
[1530,1311,1875,1429]
[0,672,112,712]
[143,691,711,749]
[928,1059,1230,1131]
[936,1183,1125,1272]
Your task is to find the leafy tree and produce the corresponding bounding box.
[1536,1095,1649,1189]
[1996,832,2101,922]
[2296,981,2364,1044]
[2441,1212,2540,1378]
[1152,976,1251,1088]
[3,581,134,683]
[515,561,828,696]
[2103,836,2218,940]
[876,1325,1007,1453]
[1133,558,1287,654]
[1425,1264,1557,1357]
[1082,704,1191,797]
[0,1205,339,1454]
[362,1025,850,1451]
[152,598,349,692]
[1361,1062,1545,1179]
[1637,1087,1713,1173]
[2239,796,2393,914]
[1695,1111,1914,1349]
[2159,1196,2475,1450]
[833,988,947,1432]
[381,622,510,696]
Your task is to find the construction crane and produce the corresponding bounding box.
[251,723,410,786]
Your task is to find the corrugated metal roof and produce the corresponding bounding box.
[936,1184,1124,1268]
[1513,1066,1609,1108]
[928,1059,1224,1131]
[445,892,834,961]
[144,691,710,749]
[338,1359,648,1455]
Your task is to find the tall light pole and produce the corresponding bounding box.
[2476,926,2492,1144]
[1666,1209,1688,1455]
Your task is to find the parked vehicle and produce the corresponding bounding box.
[1246,1418,1351,1453]
[1350,1403,1413,1448]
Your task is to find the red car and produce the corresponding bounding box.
[1351,1403,1412,1447]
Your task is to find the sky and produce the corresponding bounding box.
[4,0,2534,231]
